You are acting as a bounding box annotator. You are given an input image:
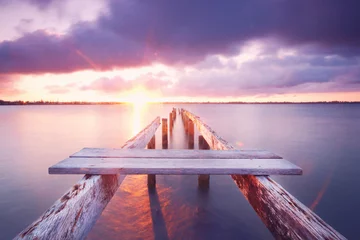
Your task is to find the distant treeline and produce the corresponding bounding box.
[0,100,125,105]
[1,100,360,105]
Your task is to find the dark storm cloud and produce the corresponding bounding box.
[1,0,360,74]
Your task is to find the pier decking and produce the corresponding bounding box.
[15,108,346,240]
[49,149,302,175]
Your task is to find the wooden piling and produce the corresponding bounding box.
[147,136,156,188]
[172,108,176,120]
[198,135,210,188]
[162,118,168,149]
[184,115,188,134]
[169,112,173,129]
[188,120,194,149]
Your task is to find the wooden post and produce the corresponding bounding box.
[172,108,176,120]
[188,120,194,149]
[184,115,188,134]
[198,135,210,188]
[162,118,168,149]
[169,112,173,130]
[183,109,345,240]
[15,117,161,240]
[147,136,156,188]
[198,135,210,189]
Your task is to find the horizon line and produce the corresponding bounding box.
[1,99,360,105]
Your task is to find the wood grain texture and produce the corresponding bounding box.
[182,109,346,240]
[71,149,282,159]
[15,117,161,240]
[49,158,302,175]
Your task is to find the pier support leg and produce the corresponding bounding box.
[147,136,156,188]
[188,120,194,149]
[184,115,188,134]
[198,135,210,188]
[172,108,176,121]
[162,118,168,149]
[169,112,173,130]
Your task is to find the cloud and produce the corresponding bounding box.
[169,46,360,97]
[0,74,25,96]
[1,0,360,74]
[80,73,172,94]
[45,82,77,94]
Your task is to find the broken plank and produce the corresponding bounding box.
[15,117,161,240]
[71,148,282,159]
[183,109,346,240]
[49,158,302,175]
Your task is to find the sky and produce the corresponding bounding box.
[0,0,360,102]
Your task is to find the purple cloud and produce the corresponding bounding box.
[168,49,360,98]
[1,0,360,74]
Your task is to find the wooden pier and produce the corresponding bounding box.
[15,108,346,240]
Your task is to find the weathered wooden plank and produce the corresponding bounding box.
[49,158,302,175]
[182,109,346,240]
[15,117,161,240]
[71,149,282,159]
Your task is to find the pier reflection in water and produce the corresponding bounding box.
[87,105,270,240]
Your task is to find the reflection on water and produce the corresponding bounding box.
[88,113,271,239]
[1,104,360,239]
[131,102,147,136]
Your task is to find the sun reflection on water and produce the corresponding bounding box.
[132,102,146,136]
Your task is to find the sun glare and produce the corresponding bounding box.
[126,89,150,107]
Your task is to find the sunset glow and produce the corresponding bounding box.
[125,89,151,106]
[1,0,359,102]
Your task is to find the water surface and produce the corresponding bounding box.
[0,104,359,239]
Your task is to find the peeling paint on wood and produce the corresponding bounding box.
[15,117,161,240]
[183,109,346,240]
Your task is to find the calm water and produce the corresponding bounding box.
[0,104,359,239]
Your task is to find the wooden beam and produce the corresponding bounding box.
[147,136,156,188]
[15,117,161,240]
[49,158,302,175]
[71,149,282,159]
[182,109,346,240]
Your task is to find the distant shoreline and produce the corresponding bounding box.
[1,100,360,105]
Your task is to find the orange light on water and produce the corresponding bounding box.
[124,88,150,135]
[132,101,146,136]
